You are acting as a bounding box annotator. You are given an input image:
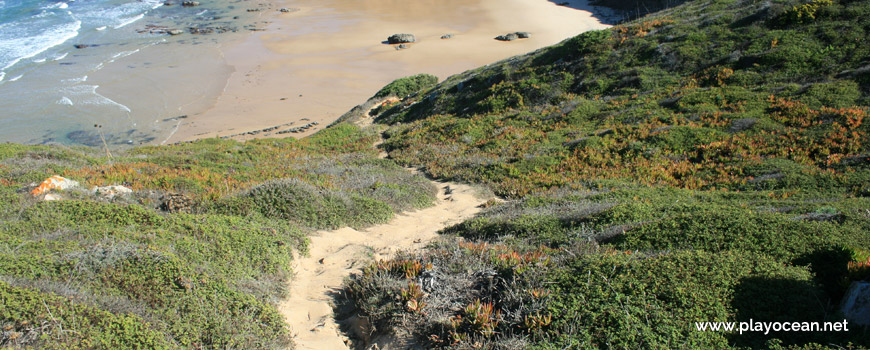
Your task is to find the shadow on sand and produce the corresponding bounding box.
[546,0,624,25]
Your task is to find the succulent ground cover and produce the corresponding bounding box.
[0,124,436,348]
[342,0,870,347]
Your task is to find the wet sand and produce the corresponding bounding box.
[166,0,614,143]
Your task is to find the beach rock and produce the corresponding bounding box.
[841,281,870,326]
[495,33,519,41]
[496,32,531,41]
[396,44,409,50]
[276,121,319,135]
[189,27,214,34]
[73,44,92,49]
[441,34,453,39]
[279,7,298,12]
[31,176,80,197]
[93,185,133,200]
[168,29,183,35]
[387,33,416,44]
[163,1,173,5]
[181,1,199,6]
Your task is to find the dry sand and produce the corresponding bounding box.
[280,179,489,350]
[166,0,613,142]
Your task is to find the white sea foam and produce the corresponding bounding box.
[109,48,142,63]
[44,2,68,9]
[57,96,74,105]
[64,85,132,112]
[62,75,87,83]
[0,19,81,71]
[0,72,5,82]
[196,10,208,16]
[9,74,22,82]
[32,10,51,19]
[33,58,47,63]
[96,26,107,31]
[84,0,162,30]
[54,52,68,61]
[112,49,137,59]
[114,13,145,29]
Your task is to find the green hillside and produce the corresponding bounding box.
[0,125,436,348]
[344,0,870,348]
[1,0,869,348]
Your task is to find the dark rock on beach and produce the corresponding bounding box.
[387,33,416,44]
[495,32,531,41]
[441,34,453,39]
[189,27,213,34]
[495,33,519,41]
[138,25,188,36]
[276,121,320,135]
[181,1,200,7]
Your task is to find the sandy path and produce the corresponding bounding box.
[279,178,488,349]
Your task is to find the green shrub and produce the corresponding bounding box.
[776,0,834,25]
[604,202,869,262]
[247,178,350,229]
[566,29,612,57]
[545,250,827,349]
[648,126,729,153]
[0,281,171,349]
[374,74,439,99]
[800,80,862,109]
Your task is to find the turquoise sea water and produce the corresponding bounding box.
[0,0,261,146]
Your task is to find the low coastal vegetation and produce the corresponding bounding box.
[2,0,870,347]
[343,0,870,347]
[0,124,436,348]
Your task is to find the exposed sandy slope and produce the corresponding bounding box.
[166,0,613,143]
[279,179,489,349]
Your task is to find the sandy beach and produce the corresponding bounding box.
[165,0,614,143]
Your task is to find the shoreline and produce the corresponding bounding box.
[0,0,281,146]
[165,0,617,144]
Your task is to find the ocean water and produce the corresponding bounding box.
[0,0,263,146]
